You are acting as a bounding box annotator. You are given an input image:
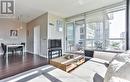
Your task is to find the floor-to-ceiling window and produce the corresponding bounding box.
[66,22,75,51]
[106,9,126,51]
[65,2,126,52]
[74,20,85,51]
[86,11,104,50]
[66,19,85,52]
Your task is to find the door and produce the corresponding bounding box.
[34,26,40,55]
[66,22,74,52]
[66,20,85,52]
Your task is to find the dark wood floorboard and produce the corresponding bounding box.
[0,52,48,80]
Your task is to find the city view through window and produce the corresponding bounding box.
[66,7,126,52]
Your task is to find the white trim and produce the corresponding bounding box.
[26,50,34,54]
[26,50,48,58]
[39,54,47,58]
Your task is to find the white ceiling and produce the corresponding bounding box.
[14,0,124,23]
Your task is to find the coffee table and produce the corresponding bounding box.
[50,54,85,72]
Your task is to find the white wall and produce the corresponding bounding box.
[0,19,26,54]
[27,13,65,58]
[48,13,63,39]
[48,13,64,53]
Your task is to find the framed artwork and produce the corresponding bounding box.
[10,30,18,37]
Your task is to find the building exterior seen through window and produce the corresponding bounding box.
[65,4,126,52]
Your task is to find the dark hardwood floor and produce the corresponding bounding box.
[0,52,48,80]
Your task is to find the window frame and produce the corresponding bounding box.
[65,2,127,52]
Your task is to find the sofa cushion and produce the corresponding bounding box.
[93,51,117,62]
[71,58,108,82]
[90,58,109,64]
[109,77,130,82]
[71,67,96,82]
[90,58,109,67]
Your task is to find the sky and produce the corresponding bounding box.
[109,10,126,38]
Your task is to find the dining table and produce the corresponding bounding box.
[6,44,25,57]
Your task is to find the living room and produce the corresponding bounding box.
[0,0,130,82]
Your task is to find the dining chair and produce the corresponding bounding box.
[1,43,6,56]
[15,43,25,53]
[1,43,14,56]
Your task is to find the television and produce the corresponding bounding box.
[48,39,62,49]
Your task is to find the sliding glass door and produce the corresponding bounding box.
[66,22,74,51]
[74,20,85,51]
[86,22,104,50]
[66,19,85,52]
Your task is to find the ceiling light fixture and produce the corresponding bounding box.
[17,15,23,30]
[20,15,23,30]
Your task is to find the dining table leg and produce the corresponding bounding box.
[6,46,9,67]
[23,46,25,55]
[6,46,8,58]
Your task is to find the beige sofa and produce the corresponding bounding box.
[70,51,118,82]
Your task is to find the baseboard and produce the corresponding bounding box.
[39,54,47,58]
[26,50,34,54]
[26,51,47,58]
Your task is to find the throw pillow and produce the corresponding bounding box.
[109,53,130,64]
[114,62,130,81]
[104,60,125,82]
